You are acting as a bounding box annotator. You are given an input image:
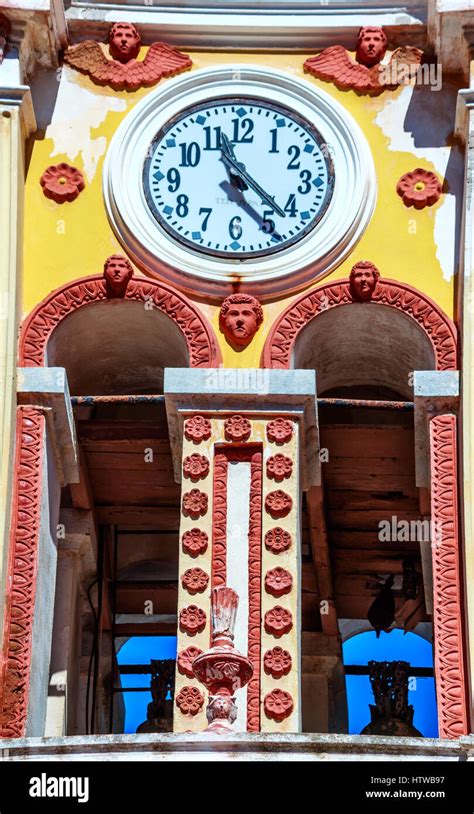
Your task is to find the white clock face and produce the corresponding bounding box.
[143,99,335,259]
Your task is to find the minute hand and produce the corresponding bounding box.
[221,151,286,218]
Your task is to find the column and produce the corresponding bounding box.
[165,367,319,734]
[414,371,468,738]
[0,78,35,641]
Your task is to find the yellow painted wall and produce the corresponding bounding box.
[23,50,460,369]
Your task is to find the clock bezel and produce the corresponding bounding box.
[103,64,377,301]
[142,97,335,260]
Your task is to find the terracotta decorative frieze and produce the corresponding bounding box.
[182,489,208,519]
[266,418,293,445]
[264,689,294,722]
[64,22,192,91]
[262,278,457,371]
[304,26,422,94]
[20,276,220,369]
[349,261,380,303]
[264,647,292,679]
[184,416,212,443]
[177,646,203,678]
[266,454,293,481]
[103,255,133,298]
[0,407,45,738]
[175,685,205,715]
[264,527,292,554]
[219,293,264,348]
[430,414,468,739]
[396,169,442,210]
[40,163,85,204]
[265,567,293,597]
[247,451,263,732]
[181,528,208,557]
[212,452,228,587]
[182,567,209,595]
[264,606,293,637]
[179,605,206,635]
[183,453,210,482]
[224,415,252,442]
[265,490,292,519]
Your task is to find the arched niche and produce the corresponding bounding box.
[46,300,189,395]
[262,278,457,386]
[19,275,221,384]
[291,302,435,398]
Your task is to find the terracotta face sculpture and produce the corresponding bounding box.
[103,254,134,298]
[356,26,388,67]
[219,294,264,348]
[349,261,380,302]
[108,22,141,63]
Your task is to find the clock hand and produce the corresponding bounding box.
[220,133,286,218]
[220,133,248,192]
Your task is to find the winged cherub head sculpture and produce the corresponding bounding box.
[63,22,192,91]
[304,26,422,94]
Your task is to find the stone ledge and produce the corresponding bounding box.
[0,732,466,762]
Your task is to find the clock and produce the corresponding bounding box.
[104,65,376,299]
[143,99,334,259]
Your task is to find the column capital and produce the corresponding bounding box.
[164,367,320,489]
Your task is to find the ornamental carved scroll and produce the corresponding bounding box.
[19,275,220,370]
[262,278,457,371]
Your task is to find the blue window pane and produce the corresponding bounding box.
[117,636,177,664]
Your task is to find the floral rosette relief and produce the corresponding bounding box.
[181,528,208,557]
[266,454,293,481]
[183,453,210,481]
[264,689,294,722]
[264,527,292,554]
[265,567,293,597]
[224,414,252,442]
[264,647,292,679]
[182,489,208,519]
[396,168,442,210]
[177,646,203,677]
[265,490,293,519]
[179,604,206,635]
[40,163,85,204]
[176,685,205,715]
[181,567,210,594]
[184,415,212,443]
[266,418,294,445]
[264,606,293,637]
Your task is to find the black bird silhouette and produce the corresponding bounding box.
[367,575,395,638]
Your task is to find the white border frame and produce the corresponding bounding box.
[103,64,377,299]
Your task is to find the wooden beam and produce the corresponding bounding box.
[70,446,94,510]
[306,484,337,635]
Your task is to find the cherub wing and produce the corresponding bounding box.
[304,45,374,91]
[63,40,122,86]
[126,42,192,90]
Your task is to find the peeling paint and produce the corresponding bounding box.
[374,85,461,281]
[45,66,127,182]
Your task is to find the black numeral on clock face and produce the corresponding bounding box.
[179,142,201,167]
[232,118,254,144]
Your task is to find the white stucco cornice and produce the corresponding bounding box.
[66,0,427,51]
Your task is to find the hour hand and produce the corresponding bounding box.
[220,132,248,192]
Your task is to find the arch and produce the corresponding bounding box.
[19,275,221,370]
[261,278,457,375]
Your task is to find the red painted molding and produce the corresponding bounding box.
[261,278,457,371]
[19,275,221,369]
[266,454,293,482]
[265,567,293,598]
[263,688,294,722]
[181,528,208,557]
[179,605,206,635]
[177,646,203,678]
[183,454,210,482]
[430,414,469,739]
[224,415,252,442]
[181,567,209,595]
[40,163,85,204]
[264,647,292,679]
[247,450,262,733]
[211,452,228,589]
[184,416,212,443]
[182,489,208,519]
[175,685,204,715]
[0,407,45,738]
